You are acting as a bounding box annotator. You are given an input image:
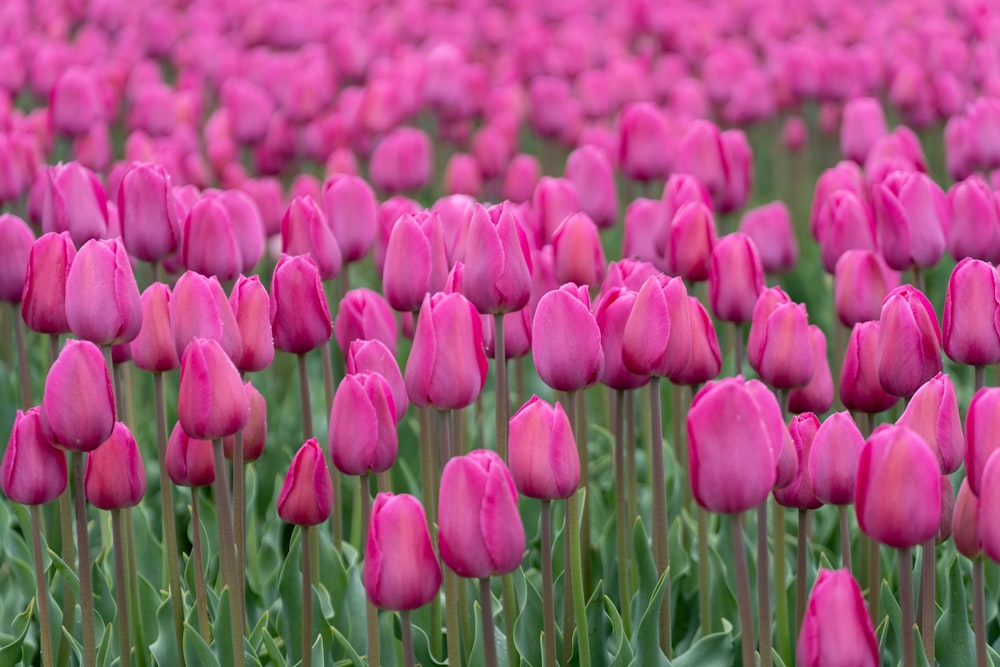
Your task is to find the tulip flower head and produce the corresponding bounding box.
[329,372,398,477]
[270,254,333,355]
[508,396,581,500]
[177,337,249,440]
[43,339,116,452]
[797,569,878,667]
[277,438,333,526]
[876,285,942,398]
[65,238,143,346]
[85,422,146,511]
[1,407,67,505]
[166,422,215,488]
[533,284,604,392]
[364,493,442,610]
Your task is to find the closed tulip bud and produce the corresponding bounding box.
[942,258,1000,366]
[182,198,242,281]
[897,373,963,474]
[947,176,1000,263]
[443,153,482,197]
[178,337,249,440]
[223,381,267,462]
[439,450,526,578]
[622,199,666,268]
[503,154,542,204]
[433,194,476,266]
[687,377,779,513]
[952,479,983,559]
[464,202,533,315]
[622,275,690,379]
[855,424,942,548]
[66,238,142,346]
[509,396,580,499]
[166,422,214,487]
[774,413,823,510]
[969,97,1000,171]
[664,202,717,282]
[552,212,606,288]
[709,232,764,322]
[347,339,407,422]
[965,387,1000,496]
[131,283,180,372]
[945,115,974,183]
[42,167,108,247]
[43,339,115,451]
[117,163,181,263]
[747,290,814,390]
[405,292,487,410]
[672,297,722,386]
[216,189,265,274]
[840,321,900,414]
[797,569,878,667]
[322,175,378,264]
[877,286,942,398]
[269,254,332,355]
[221,78,274,144]
[281,196,342,280]
[618,103,671,182]
[817,190,877,274]
[277,439,333,526]
[810,161,869,242]
[85,423,145,511]
[228,275,274,373]
[483,307,532,360]
[335,288,397,357]
[789,325,834,414]
[596,287,648,391]
[834,250,898,327]
[364,493,442,610]
[565,145,617,229]
[369,127,433,195]
[1,407,67,505]
[531,176,580,246]
[738,202,798,273]
[658,174,712,252]
[780,116,808,153]
[533,284,604,392]
[675,120,727,201]
[0,214,33,303]
[383,213,449,313]
[50,67,103,137]
[718,129,752,214]
[873,170,949,272]
[329,372,397,476]
[746,379,798,489]
[840,97,888,164]
[172,271,242,363]
[808,411,865,506]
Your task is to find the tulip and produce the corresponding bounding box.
[216,189,265,273]
[855,425,942,549]
[659,174,712,248]
[130,283,180,373]
[270,254,332,355]
[797,569,878,667]
[808,411,866,506]
[947,176,1000,263]
[747,288,814,390]
[281,195,342,280]
[595,287,648,391]
[663,202,717,282]
[840,97,888,164]
[965,387,1000,496]
[810,161,869,242]
[603,258,661,294]
[671,297,722,386]
[84,423,146,511]
[533,284,604,392]
[432,194,476,265]
[969,97,1000,171]
[347,339,407,422]
[552,212,606,288]
[873,170,949,272]
[618,102,671,182]
[944,115,974,183]
[508,396,581,500]
[896,373,963,474]
[746,379,798,489]
[405,292,488,410]
[382,212,449,314]
[773,413,822,510]
[443,153,482,197]
[221,78,274,144]
[876,286,942,398]
[942,258,1000,367]
[329,372,398,476]
[438,450,525,578]
[952,479,982,560]
[43,339,116,452]
[464,203,533,315]
[229,275,275,373]
[780,116,808,152]
[0,214,34,303]
[177,337,249,440]
[369,127,433,195]
[834,250,898,327]
[565,145,617,229]
[182,198,242,281]
[223,381,267,462]
[840,321,900,415]
[788,325,834,414]
[166,422,214,488]
[171,271,242,363]
[277,439,333,526]
[531,176,580,246]
[621,274,690,379]
[117,163,181,263]
[50,67,103,137]
[622,198,666,267]
[709,232,764,323]
[1,407,67,505]
[675,120,727,201]
[65,238,142,346]
[717,129,752,214]
[738,202,798,273]
[322,175,378,264]
[363,493,442,610]
[482,305,532,360]
[816,190,877,274]
[503,154,542,204]
[335,288,398,357]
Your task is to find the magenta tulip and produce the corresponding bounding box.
[364,493,442,611]
[709,232,764,323]
[808,411,865,506]
[223,381,267,462]
[896,373,963,474]
[323,175,378,264]
[947,176,1000,263]
[797,569,878,667]
[335,288,398,357]
[773,413,822,510]
[552,212,606,288]
[788,325,834,414]
[747,288,813,390]
[166,422,214,487]
[130,283,180,373]
[738,202,798,273]
[618,103,671,182]
[840,321,900,414]
[65,238,142,346]
[171,271,242,364]
[281,195,342,281]
[0,214,34,303]
[229,275,274,373]
[671,297,722,386]
[43,339,115,452]
[834,250,897,327]
[621,274,690,379]
[942,258,1000,367]
[270,254,332,355]
[117,163,181,263]
[277,439,333,526]
[1,407,67,505]
[873,170,949,272]
[509,396,581,500]
[177,337,249,440]
[877,285,942,398]
[382,212,449,313]
[463,202,533,315]
[663,202,717,282]
[85,422,146,510]
[533,284,604,392]
[329,372,398,476]
[952,479,982,559]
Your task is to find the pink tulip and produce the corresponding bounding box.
[533,284,604,392]
[876,286,942,398]
[38,163,109,247]
[773,413,822,510]
[660,174,712,251]
[565,145,617,229]
[1,407,67,505]
[717,129,752,214]
[618,103,671,182]
[947,176,1000,263]
[788,326,834,414]
[896,373,964,474]
[64,238,142,346]
[182,197,242,281]
[595,287,648,391]
[671,297,722,386]
[810,161,869,242]
[482,307,532,360]
[171,271,242,364]
[270,254,332,355]
[942,258,1000,367]
[329,372,397,476]
[364,493,442,610]
[965,387,1000,496]
[738,202,798,273]
[335,288,398,357]
[346,339,407,422]
[0,214,34,303]
[432,194,476,266]
[873,170,949,272]
[602,259,661,295]
[438,450,526,578]
[969,97,1000,171]
[709,232,764,323]
[382,212,449,314]
[952,479,982,559]
[622,199,666,267]
[85,423,145,511]
[369,127,432,195]
[808,411,866,506]
[223,381,267,462]
[509,396,580,500]
[229,275,274,373]
[221,78,274,144]
[675,120,726,201]
[443,153,482,198]
[816,190,877,274]
[49,67,102,137]
[747,288,813,390]
[166,422,215,487]
[797,569,878,667]
[840,97,888,164]
[177,337,249,440]
[834,250,898,327]
[323,175,378,264]
[464,202,533,315]
[43,339,115,452]
[277,439,333,526]
[552,212,606,288]
[663,202,717,282]
[503,154,542,204]
[746,379,798,490]
[130,283,180,373]
[281,195,342,281]
[780,116,808,152]
[531,176,580,246]
[117,163,181,263]
[840,321,900,415]
[621,274,690,379]
[944,115,974,183]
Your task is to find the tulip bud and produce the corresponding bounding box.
[621,275,690,379]
[839,321,898,414]
[130,283,180,373]
[223,381,267,462]
[797,569,878,667]
[552,212,606,288]
[382,213,449,313]
[855,425,942,548]
[747,288,814,390]
[277,439,333,526]
[269,254,332,355]
[738,202,798,273]
[178,337,249,440]
[1,407,67,505]
[229,275,275,373]
[432,194,475,266]
[816,190,877,274]
[172,271,242,363]
[85,422,146,510]
[364,493,442,610]
[964,387,1000,496]
[618,103,671,182]
[834,250,898,327]
[65,238,142,346]
[42,162,109,247]
[43,339,116,451]
[438,450,526,578]
[671,297,722,386]
[810,161,869,242]
[0,214,34,303]
[443,153,482,197]
[117,163,181,263]
[622,199,666,268]
[166,422,214,487]
[873,170,949,272]
[405,293,488,410]
[281,195,342,280]
[773,413,822,510]
[533,284,604,392]
[896,373,963,474]
[603,259,661,295]
[952,479,983,560]
[840,97,888,164]
[347,339,407,422]
[746,379,798,489]
[663,202,717,282]
[942,258,1000,367]
[508,396,580,500]
[788,325,834,414]
[369,127,433,195]
[808,412,865,506]
[658,174,712,253]
[595,288,648,391]
[503,154,542,204]
[531,176,580,246]
[335,288,398,357]
[876,286,942,398]
[463,203,533,315]
[329,372,398,477]
[718,129,752,214]
[687,377,780,513]
[182,198,242,281]
[50,68,103,137]
[565,145,617,229]
[322,175,378,264]
[709,232,764,323]
[947,176,1000,263]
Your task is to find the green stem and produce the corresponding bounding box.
[191,491,212,641]
[418,406,442,659]
[648,377,672,657]
[730,514,755,667]
[568,489,592,667]
[125,510,148,667]
[494,313,508,461]
[29,504,55,667]
[211,439,245,667]
[154,373,185,661]
[321,344,342,548]
[445,568,462,667]
[111,511,131,667]
[869,537,881,627]
[774,503,790,661]
[732,321,743,377]
[501,574,518,667]
[839,506,852,571]
[975,366,986,392]
[298,353,313,441]
[233,429,246,632]
[575,389,591,587]
[796,510,809,632]
[362,477,380,667]
[974,559,987,667]
[613,390,632,635]
[51,335,75,667]
[563,393,577,663]
[697,507,711,635]
[540,501,557,667]
[302,526,312,667]
[74,453,97,667]
[400,611,415,667]
[756,502,772,667]
[479,578,498,667]
[919,538,935,660]
[12,302,31,408]
[899,547,915,667]
[625,390,637,527]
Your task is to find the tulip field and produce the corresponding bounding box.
[5,0,1000,666]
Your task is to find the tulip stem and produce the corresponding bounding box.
[154,372,186,659]
[839,506,852,571]
[732,321,743,376]
[418,407,442,659]
[868,538,881,627]
[974,558,988,667]
[125,510,148,667]
[445,568,462,667]
[400,611,415,667]
[796,510,809,634]
[756,502,772,667]
[912,265,925,293]
[730,513,755,667]
[494,313,508,461]
[613,390,632,635]
[211,439,245,667]
[111,510,132,667]
[563,394,577,662]
[697,507,711,635]
[302,525,312,667]
[233,430,246,632]
[479,578,499,667]
[648,377,672,657]
[12,303,31,408]
[919,538,935,660]
[568,489,592,667]
[190,491,212,641]
[361,476,380,667]
[975,365,986,392]
[540,501,558,667]
[57,486,75,667]
[297,353,314,440]
[625,389,637,527]
[29,504,54,667]
[774,502,790,661]
[74,453,97,667]
[899,547,916,667]
[321,344,342,549]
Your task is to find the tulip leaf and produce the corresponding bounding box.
[628,569,671,667]
[0,598,32,667]
[45,547,81,604]
[935,556,976,667]
[278,530,304,665]
[260,620,288,667]
[585,580,606,664]
[467,599,509,667]
[97,621,113,667]
[513,571,545,667]
[150,596,181,666]
[880,578,902,662]
[183,621,222,667]
[406,613,448,667]
[632,517,657,620]
[215,587,235,667]
[310,633,324,667]
[606,595,634,667]
[672,619,734,667]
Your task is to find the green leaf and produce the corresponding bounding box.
[329,625,365,667]
[632,517,656,622]
[628,569,671,667]
[183,622,221,667]
[310,633,324,667]
[45,547,81,604]
[672,620,734,667]
[585,580,605,667]
[214,588,235,667]
[467,598,509,667]
[605,596,634,667]
[260,622,288,667]
[0,599,33,667]
[278,529,304,665]
[97,621,113,667]
[514,573,545,667]
[935,556,976,667]
[407,614,448,667]
[150,596,180,666]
